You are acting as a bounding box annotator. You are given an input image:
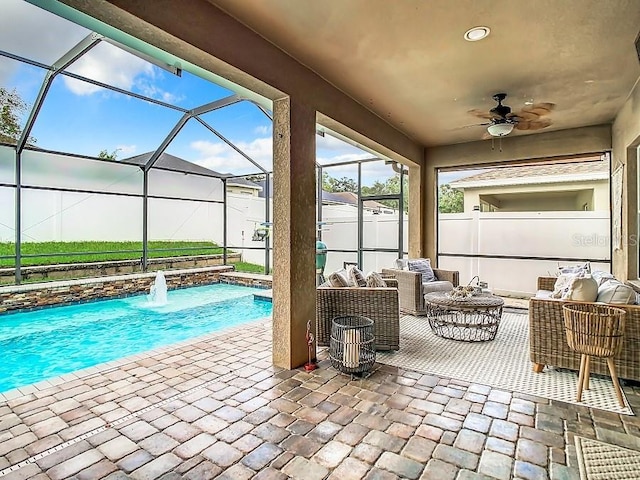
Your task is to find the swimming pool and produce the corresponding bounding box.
[0,283,272,393]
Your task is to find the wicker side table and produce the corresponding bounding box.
[424,292,504,342]
[329,315,376,375]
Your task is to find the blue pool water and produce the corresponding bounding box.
[0,283,272,393]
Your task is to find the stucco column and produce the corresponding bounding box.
[424,162,438,264]
[408,164,424,258]
[272,96,317,369]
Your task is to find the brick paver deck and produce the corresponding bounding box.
[1,319,639,479]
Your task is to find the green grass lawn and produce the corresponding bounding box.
[0,241,264,268]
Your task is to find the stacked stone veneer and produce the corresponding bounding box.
[0,253,241,284]
[0,266,234,313]
[219,272,272,289]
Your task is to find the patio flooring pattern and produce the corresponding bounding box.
[0,320,640,480]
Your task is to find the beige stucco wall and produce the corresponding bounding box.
[460,179,609,213]
[612,78,640,281]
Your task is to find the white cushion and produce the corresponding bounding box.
[422,280,454,294]
[591,270,615,287]
[395,258,409,270]
[348,265,367,287]
[597,279,636,304]
[365,271,387,288]
[535,290,553,299]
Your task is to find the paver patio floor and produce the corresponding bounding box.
[1,319,639,479]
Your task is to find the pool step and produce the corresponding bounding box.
[254,289,273,302]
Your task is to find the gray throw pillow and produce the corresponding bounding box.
[408,258,436,283]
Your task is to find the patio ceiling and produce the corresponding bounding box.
[209,0,640,147]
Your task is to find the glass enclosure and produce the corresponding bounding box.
[0,0,406,284]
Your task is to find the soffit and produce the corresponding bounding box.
[209,0,640,147]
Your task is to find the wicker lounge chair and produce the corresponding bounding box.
[529,276,640,381]
[316,278,400,351]
[381,267,459,315]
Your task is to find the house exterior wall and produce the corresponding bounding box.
[460,179,609,213]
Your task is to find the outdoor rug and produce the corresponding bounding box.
[575,436,640,479]
[376,311,634,415]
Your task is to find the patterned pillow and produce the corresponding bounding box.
[407,258,436,283]
[327,271,349,287]
[348,265,367,287]
[365,271,387,288]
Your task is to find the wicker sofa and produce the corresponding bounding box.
[381,267,460,315]
[316,278,400,351]
[529,276,640,381]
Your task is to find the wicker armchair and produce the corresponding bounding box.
[381,268,459,315]
[529,276,640,381]
[316,278,400,351]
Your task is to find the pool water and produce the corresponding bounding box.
[0,283,272,393]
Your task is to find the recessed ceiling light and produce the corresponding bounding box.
[464,26,490,42]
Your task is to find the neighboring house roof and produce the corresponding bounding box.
[449,159,609,189]
[122,152,227,179]
[227,176,262,191]
[326,191,392,210]
[254,178,392,209]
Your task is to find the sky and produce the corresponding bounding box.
[0,0,474,186]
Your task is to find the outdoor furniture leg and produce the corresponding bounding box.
[532,363,545,373]
[577,354,587,402]
[607,358,625,408]
[583,356,591,391]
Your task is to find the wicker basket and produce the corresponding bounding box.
[562,304,626,358]
[329,315,376,375]
[562,303,627,407]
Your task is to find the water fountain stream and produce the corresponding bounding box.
[147,270,168,306]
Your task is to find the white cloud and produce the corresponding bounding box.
[190,137,271,175]
[0,0,89,83]
[254,125,270,135]
[63,43,154,96]
[116,144,137,156]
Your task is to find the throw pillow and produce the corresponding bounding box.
[551,273,598,301]
[365,271,387,288]
[395,258,409,270]
[558,262,591,275]
[327,271,349,287]
[597,279,636,304]
[591,270,615,287]
[348,265,367,287]
[408,258,436,283]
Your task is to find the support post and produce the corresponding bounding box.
[142,168,149,271]
[222,178,228,265]
[15,151,22,284]
[272,97,317,369]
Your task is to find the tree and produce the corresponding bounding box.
[0,87,35,145]
[322,173,358,193]
[438,184,464,213]
[98,149,119,160]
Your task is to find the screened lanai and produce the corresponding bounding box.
[0,0,408,285]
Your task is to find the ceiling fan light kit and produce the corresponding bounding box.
[487,123,514,137]
[466,93,556,145]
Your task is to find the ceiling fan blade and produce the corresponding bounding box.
[468,109,494,120]
[521,102,556,117]
[527,118,552,130]
[515,121,531,131]
[513,110,539,121]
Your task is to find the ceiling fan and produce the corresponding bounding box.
[467,93,555,139]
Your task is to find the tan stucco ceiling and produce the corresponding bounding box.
[209,0,640,147]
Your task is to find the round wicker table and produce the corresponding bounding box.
[424,292,505,342]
